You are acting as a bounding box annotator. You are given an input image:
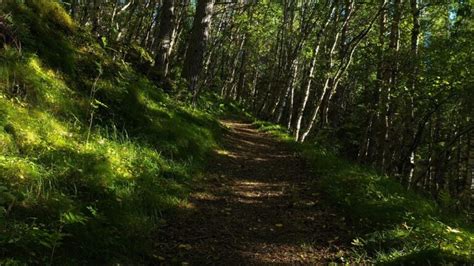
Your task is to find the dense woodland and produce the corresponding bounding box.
[59,0,473,207]
[0,0,473,264]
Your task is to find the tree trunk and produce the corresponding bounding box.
[361,0,387,164]
[249,70,259,109]
[298,6,346,142]
[223,34,246,100]
[378,0,402,171]
[293,5,335,140]
[405,0,420,188]
[117,2,137,42]
[108,0,120,40]
[287,66,297,130]
[236,48,248,103]
[299,76,333,142]
[299,2,384,142]
[183,0,215,101]
[154,0,176,81]
[467,131,474,207]
[70,0,78,21]
[276,61,298,124]
[91,0,99,34]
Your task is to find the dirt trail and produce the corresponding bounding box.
[156,121,350,264]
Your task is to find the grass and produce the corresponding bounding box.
[253,120,474,264]
[2,0,471,264]
[0,1,224,264]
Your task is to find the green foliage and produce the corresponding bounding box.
[198,92,253,120]
[301,145,474,263]
[253,120,293,142]
[5,0,76,72]
[256,121,474,264]
[0,2,223,264]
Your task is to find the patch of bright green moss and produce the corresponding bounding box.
[0,3,222,264]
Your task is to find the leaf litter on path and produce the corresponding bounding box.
[154,120,351,264]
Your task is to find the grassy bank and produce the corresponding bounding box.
[254,121,474,264]
[0,1,223,264]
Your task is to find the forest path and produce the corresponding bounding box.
[156,120,350,264]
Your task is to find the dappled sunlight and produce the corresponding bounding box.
[235,180,276,187]
[192,192,219,201]
[232,180,288,199]
[215,148,241,159]
[1,0,470,263]
[240,242,338,264]
[215,149,230,155]
[178,200,197,210]
[233,189,284,199]
[157,121,351,264]
[0,3,221,261]
[235,197,263,204]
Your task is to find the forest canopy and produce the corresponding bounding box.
[64,0,473,202]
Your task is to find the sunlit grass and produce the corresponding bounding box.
[0,63,220,263]
[253,120,294,141]
[254,119,474,264]
[0,8,221,263]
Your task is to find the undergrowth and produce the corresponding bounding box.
[0,1,224,264]
[2,0,471,264]
[254,120,474,264]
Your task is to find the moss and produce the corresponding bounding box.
[25,0,76,32]
[5,0,76,73]
[0,2,222,264]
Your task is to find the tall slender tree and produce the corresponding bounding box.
[183,0,215,101]
[154,0,177,81]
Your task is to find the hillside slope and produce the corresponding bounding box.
[0,1,222,264]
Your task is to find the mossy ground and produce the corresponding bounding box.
[0,1,225,264]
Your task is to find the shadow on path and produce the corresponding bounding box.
[156,121,350,264]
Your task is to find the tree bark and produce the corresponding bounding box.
[293,5,335,140]
[154,0,177,81]
[91,0,99,34]
[183,0,215,101]
[299,2,385,142]
[378,0,402,171]
[276,61,298,124]
[360,0,387,164]
[467,131,474,207]
[405,0,420,187]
